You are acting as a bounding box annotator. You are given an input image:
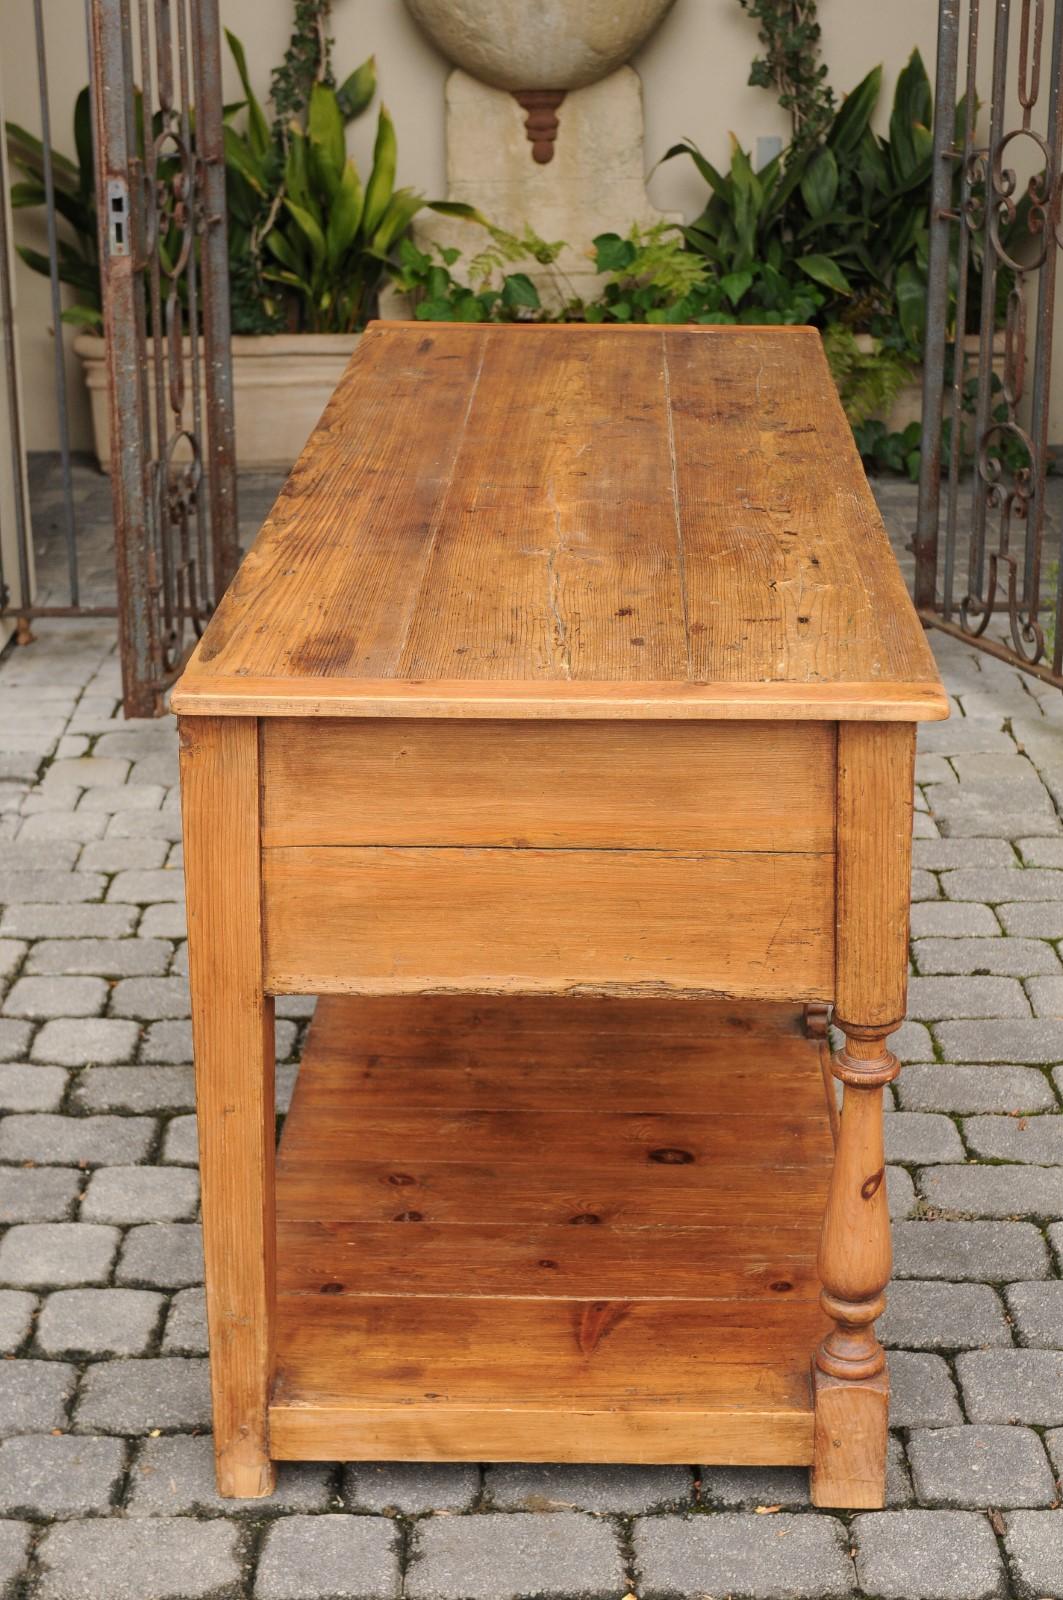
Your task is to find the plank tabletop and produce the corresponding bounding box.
[173,322,947,721]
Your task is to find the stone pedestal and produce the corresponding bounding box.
[414,65,677,308]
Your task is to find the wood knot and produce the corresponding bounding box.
[569,1212,601,1225]
[393,1210,423,1222]
[860,1168,885,1200]
[387,1173,416,1187]
[319,1282,343,1294]
[649,1148,694,1165]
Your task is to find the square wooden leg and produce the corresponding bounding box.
[811,1366,889,1508]
[180,716,277,1499]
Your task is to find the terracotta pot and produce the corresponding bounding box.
[403,0,677,90]
[73,332,360,473]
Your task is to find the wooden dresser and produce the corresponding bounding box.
[173,322,948,1507]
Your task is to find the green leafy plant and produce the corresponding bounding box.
[6,88,101,329]
[822,324,915,427]
[585,220,822,324]
[388,222,568,322]
[738,0,835,146]
[223,19,482,334]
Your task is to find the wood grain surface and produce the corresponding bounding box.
[260,718,836,851]
[269,994,833,1464]
[262,844,835,999]
[173,323,947,721]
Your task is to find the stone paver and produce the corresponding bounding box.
[255,1516,399,1600]
[908,1426,1056,1509]
[0,1433,125,1517]
[957,1349,1063,1423]
[633,1512,854,1600]
[35,1519,241,1600]
[75,1357,211,1434]
[129,1433,332,1515]
[2,485,1063,1598]
[1003,1511,1063,1600]
[852,1510,1005,1599]
[408,1512,625,1600]
[36,1288,164,1356]
[0,1223,119,1287]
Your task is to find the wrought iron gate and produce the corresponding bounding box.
[1,0,238,715]
[915,0,1063,686]
[88,0,238,715]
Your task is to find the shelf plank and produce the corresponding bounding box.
[270,995,833,1464]
[276,1219,823,1302]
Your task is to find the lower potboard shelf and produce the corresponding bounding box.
[269,994,834,1464]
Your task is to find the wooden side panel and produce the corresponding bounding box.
[834,722,916,1031]
[260,719,836,852]
[261,846,835,999]
[179,716,276,1498]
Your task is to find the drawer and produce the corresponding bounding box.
[260,719,836,852]
[262,845,835,1000]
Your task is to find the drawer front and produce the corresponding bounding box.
[262,845,835,1000]
[260,718,836,853]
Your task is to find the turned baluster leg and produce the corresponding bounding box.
[811,1026,899,1507]
[811,721,915,1508]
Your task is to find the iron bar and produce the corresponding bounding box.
[192,0,239,602]
[31,0,81,607]
[0,102,32,616]
[942,0,982,622]
[89,0,159,716]
[914,0,962,610]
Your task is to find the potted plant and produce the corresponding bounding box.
[7,1,475,470]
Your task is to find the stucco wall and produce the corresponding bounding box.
[3,0,1055,448]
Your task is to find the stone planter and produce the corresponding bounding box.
[855,330,1007,437]
[74,332,360,473]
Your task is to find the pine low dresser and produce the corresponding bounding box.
[173,321,949,1506]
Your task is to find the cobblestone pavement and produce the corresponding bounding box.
[1,478,1063,1598]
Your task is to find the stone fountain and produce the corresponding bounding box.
[403,0,679,303]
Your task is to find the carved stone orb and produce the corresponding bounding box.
[403,0,678,91]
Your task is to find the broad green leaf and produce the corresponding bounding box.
[800,147,839,220]
[829,66,882,159]
[9,180,45,208]
[284,199,327,272]
[890,50,932,180]
[326,158,364,266]
[223,124,267,193]
[370,186,424,254]
[796,253,852,293]
[60,303,103,329]
[720,268,753,307]
[225,29,270,160]
[73,87,94,196]
[500,272,540,310]
[361,105,397,239]
[264,228,299,270]
[309,83,346,178]
[658,139,729,196]
[284,128,314,213]
[5,119,81,192]
[593,233,636,273]
[337,57,376,122]
[895,258,926,348]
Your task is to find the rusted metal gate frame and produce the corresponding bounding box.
[915,0,1063,688]
[88,0,239,716]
